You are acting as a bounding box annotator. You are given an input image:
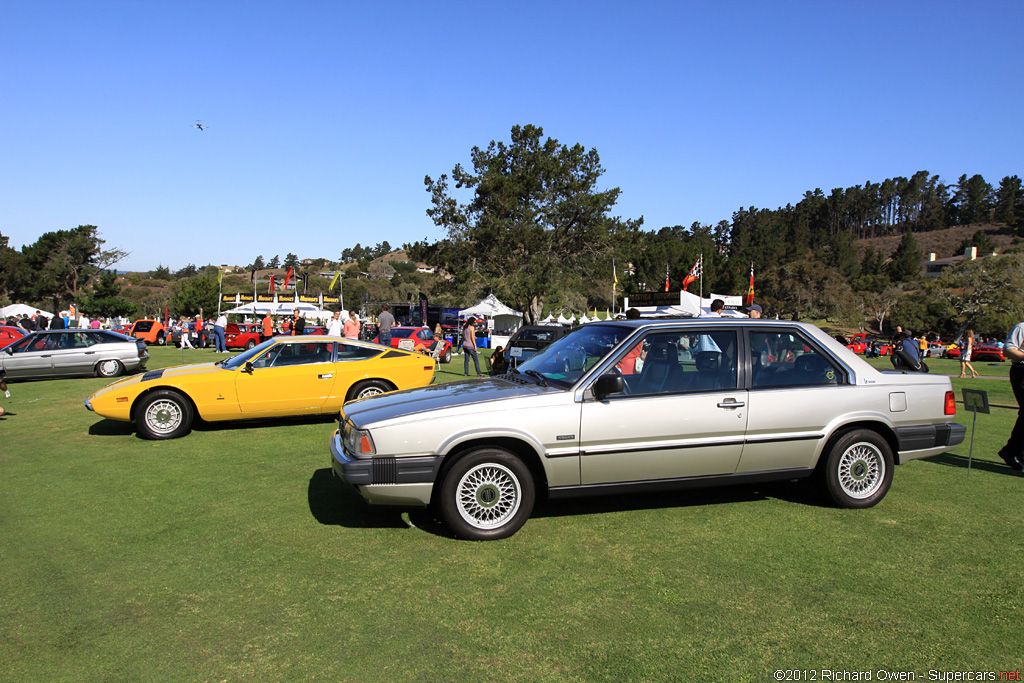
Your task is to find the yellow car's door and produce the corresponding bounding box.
[234,340,339,416]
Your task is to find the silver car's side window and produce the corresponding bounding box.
[616,330,738,396]
[750,332,841,388]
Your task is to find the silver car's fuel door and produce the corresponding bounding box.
[578,328,748,485]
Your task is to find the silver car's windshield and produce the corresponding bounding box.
[517,324,633,387]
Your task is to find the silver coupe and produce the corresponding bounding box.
[1,329,149,380]
[331,319,965,540]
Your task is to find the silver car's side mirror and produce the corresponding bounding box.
[592,373,624,399]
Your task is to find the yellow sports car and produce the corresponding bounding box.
[85,336,436,439]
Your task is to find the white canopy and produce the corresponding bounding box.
[622,291,749,318]
[224,302,333,320]
[458,294,523,335]
[1,304,53,319]
[579,314,591,325]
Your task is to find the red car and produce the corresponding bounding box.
[0,325,27,351]
[224,322,263,350]
[972,343,1005,362]
[845,334,892,356]
[374,326,452,363]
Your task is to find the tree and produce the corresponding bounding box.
[937,254,1024,329]
[170,276,220,318]
[16,225,128,310]
[283,253,299,269]
[267,255,281,269]
[0,231,24,302]
[250,255,265,270]
[77,270,137,318]
[175,264,199,279]
[420,125,640,323]
[888,231,922,282]
[994,175,1023,231]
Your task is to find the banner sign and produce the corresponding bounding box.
[299,295,319,304]
[221,294,238,304]
[238,294,254,303]
[629,291,680,306]
[322,295,340,305]
[257,294,275,303]
[419,293,428,326]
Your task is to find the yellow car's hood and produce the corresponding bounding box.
[93,361,229,396]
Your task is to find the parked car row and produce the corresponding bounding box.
[2,316,969,542]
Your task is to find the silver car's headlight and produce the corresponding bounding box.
[343,421,376,458]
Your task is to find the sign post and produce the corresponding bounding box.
[961,388,989,477]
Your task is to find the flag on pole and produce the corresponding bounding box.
[745,262,755,306]
[269,274,275,293]
[664,263,670,292]
[682,255,702,291]
[284,267,293,290]
[218,269,223,286]
[329,271,341,291]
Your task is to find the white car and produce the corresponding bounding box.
[330,319,965,540]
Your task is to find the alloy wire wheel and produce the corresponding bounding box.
[456,463,522,530]
[349,380,390,401]
[439,448,535,540]
[821,429,893,509]
[836,442,885,499]
[145,398,183,435]
[135,390,194,440]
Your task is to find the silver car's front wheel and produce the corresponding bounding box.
[439,448,535,540]
[822,429,893,509]
[456,463,522,530]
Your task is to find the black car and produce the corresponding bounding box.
[505,324,572,366]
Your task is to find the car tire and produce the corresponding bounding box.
[820,429,893,509]
[135,390,194,440]
[245,339,256,350]
[156,332,166,346]
[438,447,535,540]
[346,380,391,401]
[95,359,124,378]
[442,347,452,364]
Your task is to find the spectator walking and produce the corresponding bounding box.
[179,317,194,348]
[958,329,979,379]
[261,312,273,342]
[462,318,482,377]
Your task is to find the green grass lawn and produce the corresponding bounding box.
[2,346,1022,682]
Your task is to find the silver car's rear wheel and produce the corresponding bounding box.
[439,447,535,540]
[96,359,124,378]
[135,390,194,440]
[822,429,893,508]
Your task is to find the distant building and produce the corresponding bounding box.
[922,245,996,277]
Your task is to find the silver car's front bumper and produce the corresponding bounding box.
[330,429,440,506]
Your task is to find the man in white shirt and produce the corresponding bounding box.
[214,313,228,353]
[326,311,343,337]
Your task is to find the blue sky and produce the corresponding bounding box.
[2,1,1021,272]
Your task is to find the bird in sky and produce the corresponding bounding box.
[193,120,206,131]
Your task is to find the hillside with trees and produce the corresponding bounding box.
[3,125,1023,338]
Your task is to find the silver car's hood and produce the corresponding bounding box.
[343,375,555,427]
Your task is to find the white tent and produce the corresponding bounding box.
[1,304,53,319]
[458,294,523,335]
[579,314,591,325]
[223,301,332,320]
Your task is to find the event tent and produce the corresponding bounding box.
[223,302,333,320]
[458,294,523,335]
[0,304,53,319]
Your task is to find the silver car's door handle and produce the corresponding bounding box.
[318,373,333,379]
[717,400,745,409]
